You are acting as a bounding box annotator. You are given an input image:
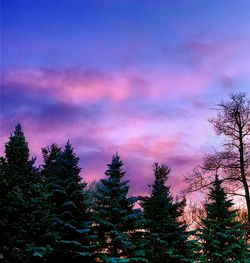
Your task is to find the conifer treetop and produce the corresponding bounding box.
[105,153,125,180]
[5,123,30,164]
[153,162,171,183]
[199,174,249,262]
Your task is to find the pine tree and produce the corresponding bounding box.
[44,142,95,263]
[141,163,194,263]
[94,153,144,262]
[0,124,48,262]
[199,175,249,262]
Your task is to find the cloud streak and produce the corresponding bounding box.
[1,1,250,196]
[1,65,214,195]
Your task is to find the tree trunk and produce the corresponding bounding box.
[238,129,250,228]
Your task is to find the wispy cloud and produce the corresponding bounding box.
[2,1,250,196]
[0,65,215,195]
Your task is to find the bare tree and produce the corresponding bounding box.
[185,92,250,226]
[236,208,250,242]
[182,201,206,230]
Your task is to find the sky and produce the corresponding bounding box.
[1,0,250,196]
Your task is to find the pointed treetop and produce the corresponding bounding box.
[60,142,81,172]
[63,141,79,160]
[64,140,73,152]
[200,171,248,261]
[214,173,220,186]
[153,162,171,183]
[105,152,125,180]
[5,123,30,163]
[208,173,228,203]
[14,123,23,134]
[65,140,71,147]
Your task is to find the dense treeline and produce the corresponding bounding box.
[0,124,249,263]
[0,92,250,262]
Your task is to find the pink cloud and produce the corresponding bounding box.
[2,37,250,196]
[2,64,212,107]
[2,68,140,104]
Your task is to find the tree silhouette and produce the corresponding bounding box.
[141,163,195,263]
[0,124,48,262]
[93,153,144,262]
[198,175,248,262]
[44,142,95,263]
[186,92,250,228]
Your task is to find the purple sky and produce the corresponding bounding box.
[1,0,250,196]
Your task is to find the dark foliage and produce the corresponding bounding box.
[0,124,48,262]
[43,142,96,263]
[140,163,196,263]
[93,153,145,262]
[1,124,249,262]
[198,175,249,262]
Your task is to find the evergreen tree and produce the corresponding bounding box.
[94,153,144,262]
[44,142,95,263]
[141,163,194,263]
[199,175,249,262]
[0,124,48,262]
[40,144,62,260]
[41,143,62,178]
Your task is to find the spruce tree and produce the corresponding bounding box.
[199,175,249,262]
[94,153,144,262]
[141,163,194,263]
[40,143,62,260]
[41,143,62,178]
[44,142,95,263]
[0,124,48,262]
